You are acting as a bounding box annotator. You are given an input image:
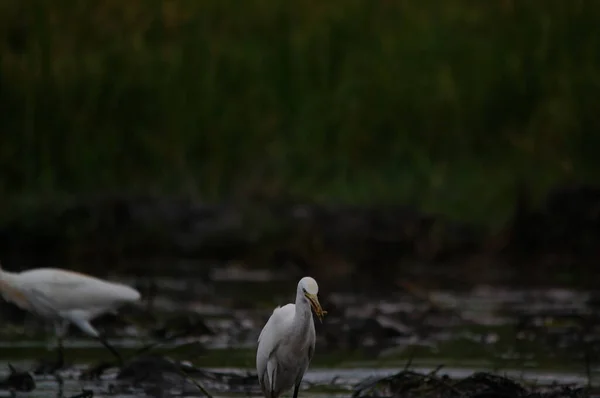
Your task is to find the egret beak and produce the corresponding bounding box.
[304,292,327,322]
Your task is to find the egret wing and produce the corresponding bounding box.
[256,304,295,396]
[307,340,315,363]
[18,268,140,311]
[23,286,63,318]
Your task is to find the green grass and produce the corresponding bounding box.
[1,0,600,226]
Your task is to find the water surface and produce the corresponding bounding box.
[1,261,599,396]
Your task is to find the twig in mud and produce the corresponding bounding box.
[403,347,415,371]
[173,366,213,398]
[427,364,444,376]
[134,327,200,356]
[585,348,592,388]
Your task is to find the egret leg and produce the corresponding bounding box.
[68,317,124,366]
[292,383,300,398]
[97,336,124,366]
[55,335,64,368]
[53,321,68,370]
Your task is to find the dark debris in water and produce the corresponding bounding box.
[78,354,257,397]
[1,350,598,398]
[0,353,259,397]
[115,354,259,394]
[353,368,594,398]
[0,364,35,392]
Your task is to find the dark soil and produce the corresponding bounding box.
[1,183,600,289]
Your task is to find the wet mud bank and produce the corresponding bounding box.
[0,184,599,287]
[353,368,599,398]
[1,359,599,397]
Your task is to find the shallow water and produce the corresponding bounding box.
[1,261,599,396]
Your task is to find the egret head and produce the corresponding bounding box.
[298,277,327,322]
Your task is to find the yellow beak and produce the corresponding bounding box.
[304,293,327,322]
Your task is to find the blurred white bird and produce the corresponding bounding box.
[0,262,141,366]
[256,276,327,398]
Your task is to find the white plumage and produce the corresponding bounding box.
[256,277,326,398]
[0,263,141,365]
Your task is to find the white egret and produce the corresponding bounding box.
[256,276,327,398]
[0,262,141,366]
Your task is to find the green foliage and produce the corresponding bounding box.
[1,0,599,225]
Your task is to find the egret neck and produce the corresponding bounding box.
[0,269,30,310]
[292,288,313,346]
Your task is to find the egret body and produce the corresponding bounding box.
[256,276,326,398]
[0,263,141,365]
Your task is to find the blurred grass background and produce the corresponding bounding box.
[1,0,599,227]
